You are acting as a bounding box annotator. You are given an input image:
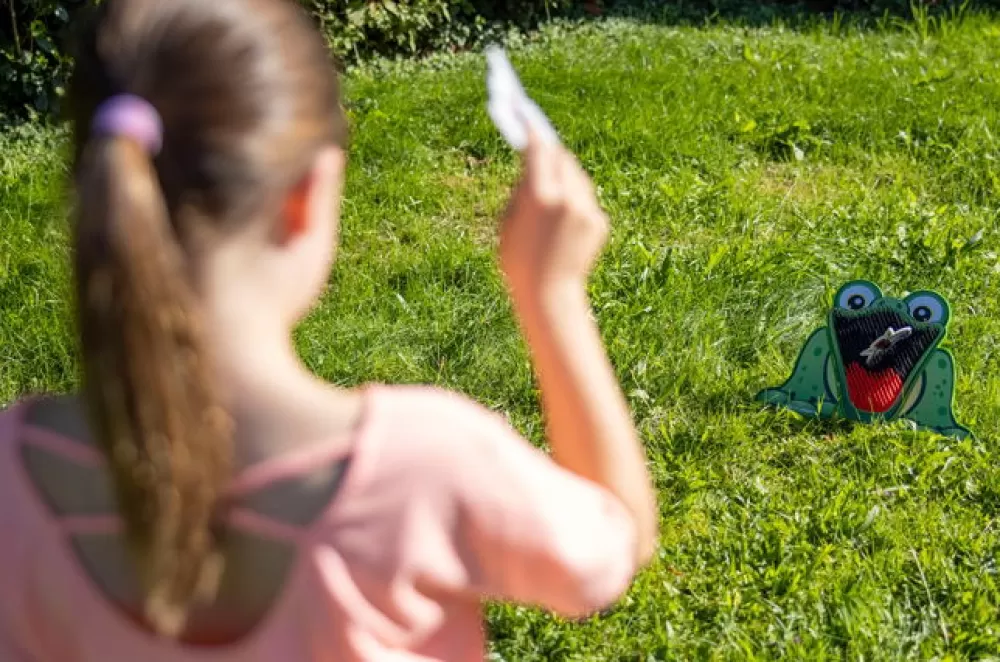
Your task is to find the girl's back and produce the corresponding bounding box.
[0,0,657,658]
[0,387,636,660]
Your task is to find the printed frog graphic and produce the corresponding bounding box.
[756,280,973,440]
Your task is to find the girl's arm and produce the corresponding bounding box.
[498,134,659,567]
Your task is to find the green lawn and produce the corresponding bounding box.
[2,11,1000,661]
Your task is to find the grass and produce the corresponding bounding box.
[2,10,1000,661]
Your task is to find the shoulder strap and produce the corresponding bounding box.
[18,420,354,543]
[20,423,104,467]
[224,444,352,499]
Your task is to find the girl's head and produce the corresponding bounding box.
[68,0,346,637]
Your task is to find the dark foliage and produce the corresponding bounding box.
[1,0,993,121]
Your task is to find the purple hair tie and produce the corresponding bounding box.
[91,94,163,155]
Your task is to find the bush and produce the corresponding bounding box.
[0,0,83,122]
[303,0,578,59]
[1,0,583,122]
[0,0,992,121]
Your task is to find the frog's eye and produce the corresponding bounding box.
[907,293,947,324]
[837,282,880,311]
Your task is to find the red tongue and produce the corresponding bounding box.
[845,362,903,413]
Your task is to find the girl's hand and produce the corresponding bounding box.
[498,133,609,304]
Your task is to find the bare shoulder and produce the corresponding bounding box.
[372,383,496,412]
[364,384,520,460]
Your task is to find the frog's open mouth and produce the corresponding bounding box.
[831,308,941,414]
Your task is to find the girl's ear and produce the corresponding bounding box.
[279,171,314,244]
[275,147,345,246]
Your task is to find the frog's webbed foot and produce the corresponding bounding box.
[759,388,838,417]
[756,328,838,418]
[901,349,973,441]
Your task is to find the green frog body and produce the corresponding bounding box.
[756,280,972,440]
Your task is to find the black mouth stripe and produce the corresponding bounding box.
[831,308,940,381]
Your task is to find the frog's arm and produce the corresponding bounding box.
[902,349,973,441]
[756,328,839,418]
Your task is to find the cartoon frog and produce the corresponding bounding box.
[756,280,972,440]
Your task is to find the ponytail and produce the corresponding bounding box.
[73,136,233,638]
[67,0,348,633]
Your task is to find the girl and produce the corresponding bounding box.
[0,0,658,659]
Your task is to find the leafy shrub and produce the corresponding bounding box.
[301,0,576,61]
[0,0,580,121]
[0,0,994,121]
[0,0,84,121]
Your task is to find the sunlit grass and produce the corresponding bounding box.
[2,12,998,660]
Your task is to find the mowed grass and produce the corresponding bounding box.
[3,12,1000,661]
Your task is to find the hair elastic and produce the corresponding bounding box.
[91,94,164,156]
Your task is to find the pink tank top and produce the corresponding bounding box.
[0,385,637,661]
